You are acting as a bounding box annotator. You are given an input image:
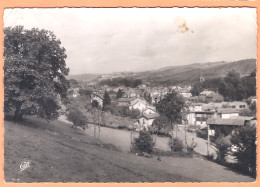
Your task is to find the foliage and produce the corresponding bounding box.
[116,89,124,99]
[196,129,207,140]
[4,26,69,120]
[143,92,152,104]
[249,101,256,116]
[100,77,142,88]
[231,125,256,177]
[156,90,186,126]
[79,88,93,98]
[215,135,231,163]
[66,108,88,130]
[168,137,184,152]
[131,131,155,154]
[150,115,171,135]
[103,105,140,119]
[69,79,79,88]
[239,109,253,117]
[102,91,111,110]
[191,83,204,96]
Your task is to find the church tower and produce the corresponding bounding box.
[199,69,205,83]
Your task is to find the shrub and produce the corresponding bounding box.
[196,129,207,140]
[66,108,88,130]
[131,131,155,154]
[168,137,184,152]
[215,135,231,163]
[231,125,256,177]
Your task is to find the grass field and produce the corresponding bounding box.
[4,115,255,182]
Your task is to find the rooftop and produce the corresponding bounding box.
[207,118,246,126]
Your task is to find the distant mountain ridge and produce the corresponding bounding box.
[67,59,256,85]
[67,73,100,82]
[135,59,256,85]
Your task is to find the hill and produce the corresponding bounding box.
[67,73,100,82]
[4,115,254,182]
[135,59,256,86]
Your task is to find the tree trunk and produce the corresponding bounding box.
[171,120,173,154]
[14,103,23,121]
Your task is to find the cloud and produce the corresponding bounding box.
[4,8,257,74]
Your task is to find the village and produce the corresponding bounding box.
[69,72,256,133]
[3,8,257,183]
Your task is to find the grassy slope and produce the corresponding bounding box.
[4,116,254,182]
[136,59,256,85]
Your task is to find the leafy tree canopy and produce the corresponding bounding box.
[4,26,69,120]
[156,91,186,125]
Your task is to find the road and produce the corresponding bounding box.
[83,123,216,156]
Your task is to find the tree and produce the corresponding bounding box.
[151,115,171,135]
[66,108,88,130]
[103,91,111,110]
[144,92,152,104]
[231,125,256,177]
[191,83,204,96]
[156,91,186,141]
[116,89,124,99]
[4,26,69,120]
[215,135,231,163]
[131,131,155,154]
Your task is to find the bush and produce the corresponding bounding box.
[231,125,256,177]
[131,131,155,154]
[66,108,88,130]
[215,135,231,163]
[168,137,184,152]
[196,129,207,140]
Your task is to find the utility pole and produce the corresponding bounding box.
[184,120,187,152]
[207,124,210,156]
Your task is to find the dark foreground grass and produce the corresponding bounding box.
[4,115,255,182]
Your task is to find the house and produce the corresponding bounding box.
[143,106,156,115]
[186,96,202,103]
[130,99,147,111]
[91,92,104,107]
[205,92,224,103]
[188,103,203,112]
[206,118,247,136]
[72,88,80,98]
[134,113,160,131]
[177,89,192,98]
[199,90,214,97]
[225,101,248,110]
[187,110,217,127]
[117,97,136,106]
[217,108,239,119]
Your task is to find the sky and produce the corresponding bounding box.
[4,8,257,75]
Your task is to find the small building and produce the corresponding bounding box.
[130,99,147,111]
[206,118,247,136]
[117,97,136,106]
[91,92,104,108]
[134,113,160,131]
[205,92,224,103]
[217,108,239,119]
[188,103,203,112]
[226,101,248,110]
[187,110,217,127]
[143,106,156,115]
[199,90,214,97]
